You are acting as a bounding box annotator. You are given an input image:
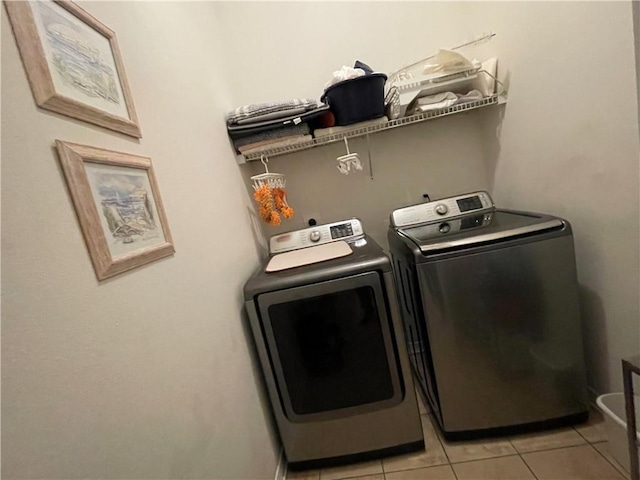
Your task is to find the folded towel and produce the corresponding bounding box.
[455,89,483,104]
[313,117,388,138]
[233,124,310,148]
[408,90,484,115]
[410,92,458,114]
[234,107,308,126]
[227,99,317,125]
[237,135,308,153]
[239,135,313,155]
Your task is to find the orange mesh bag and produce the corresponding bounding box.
[273,188,294,219]
[253,184,281,226]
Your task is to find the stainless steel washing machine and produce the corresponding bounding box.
[388,192,588,440]
[244,219,423,469]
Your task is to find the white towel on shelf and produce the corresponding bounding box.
[409,90,485,115]
[410,92,458,113]
[455,90,484,104]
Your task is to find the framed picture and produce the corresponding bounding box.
[5,0,141,138]
[55,141,174,280]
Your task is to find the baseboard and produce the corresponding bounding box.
[588,386,602,409]
[274,448,287,480]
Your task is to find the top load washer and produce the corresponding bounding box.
[388,192,588,440]
[244,219,423,469]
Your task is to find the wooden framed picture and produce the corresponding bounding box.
[5,0,141,138]
[55,141,174,280]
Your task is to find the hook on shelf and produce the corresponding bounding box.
[336,137,363,175]
[251,154,285,190]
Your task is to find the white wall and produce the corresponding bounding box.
[1,2,278,478]
[220,1,640,396]
[217,2,472,104]
[465,1,640,396]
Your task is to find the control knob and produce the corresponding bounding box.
[439,223,451,234]
[435,203,449,216]
[309,230,321,242]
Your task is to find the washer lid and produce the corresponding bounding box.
[398,210,565,253]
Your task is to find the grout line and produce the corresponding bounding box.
[385,464,459,479]
[450,462,460,480]
[573,425,590,443]
[591,442,630,479]
[382,419,609,477]
[511,441,590,457]
[573,421,608,445]
[383,461,450,475]
[447,453,520,466]
[573,428,607,445]
[426,413,453,465]
[586,443,628,480]
[518,451,540,480]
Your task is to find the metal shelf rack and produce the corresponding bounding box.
[237,94,506,164]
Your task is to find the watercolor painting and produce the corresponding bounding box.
[36,1,121,105]
[56,141,174,280]
[5,0,141,137]
[85,163,166,258]
[31,0,128,119]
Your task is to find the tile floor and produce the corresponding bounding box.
[286,393,630,480]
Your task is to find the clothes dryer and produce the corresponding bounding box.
[244,219,423,469]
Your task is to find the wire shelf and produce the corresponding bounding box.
[238,94,506,163]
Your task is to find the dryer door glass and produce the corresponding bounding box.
[258,271,403,422]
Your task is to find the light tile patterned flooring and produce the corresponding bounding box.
[286,393,630,480]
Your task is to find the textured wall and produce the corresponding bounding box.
[1,2,278,478]
[467,1,640,395]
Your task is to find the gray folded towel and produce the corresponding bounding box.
[233,124,310,148]
[227,99,317,125]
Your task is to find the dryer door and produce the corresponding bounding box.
[257,271,404,423]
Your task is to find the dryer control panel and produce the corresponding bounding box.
[270,219,364,254]
[391,191,494,228]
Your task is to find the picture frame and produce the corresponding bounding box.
[5,0,141,138]
[55,141,174,280]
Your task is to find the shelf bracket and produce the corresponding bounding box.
[366,134,374,182]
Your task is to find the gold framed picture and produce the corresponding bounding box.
[55,141,174,280]
[5,0,141,137]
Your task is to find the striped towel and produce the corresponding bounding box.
[239,135,313,156]
[227,99,317,125]
[233,124,310,148]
